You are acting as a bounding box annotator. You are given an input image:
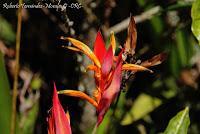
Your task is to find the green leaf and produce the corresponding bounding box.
[191,0,200,45]
[176,30,188,66]
[0,52,11,134]
[163,107,190,134]
[96,110,113,134]
[0,16,15,44]
[121,93,162,125]
[21,102,39,134]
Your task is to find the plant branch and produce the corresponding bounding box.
[105,6,161,36]
[10,0,23,133]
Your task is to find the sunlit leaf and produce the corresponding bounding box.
[191,0,200,45]
[121,93,162,125]
[0,16,15,44]
[163,107,190,134]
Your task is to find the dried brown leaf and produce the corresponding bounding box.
[141,52,167,67]
[124,16,137,55]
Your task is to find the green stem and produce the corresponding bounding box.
[10,0,23,134]
[91,123,97,134]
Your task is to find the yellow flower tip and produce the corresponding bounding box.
[60,36,72,41]
[57,90,64,94]
[95,60,101,68]
[110,32,116,54]
[141,67,153,73]
[122,64,153,73]
[86,64,98,72]
[149,70,154,73]
[66,37,77,43]
[62,45,81,52]
[66,111,71,124]
[60,36,65,40]
[66,46,81,52]
[93,89,101,104]
[63,37,101,68]
[110,31,114,35]
[82,68,88,73]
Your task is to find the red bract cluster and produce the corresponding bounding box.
[59,30,151,126]
[47,83,71,134]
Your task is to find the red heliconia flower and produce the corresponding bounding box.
[96,51,123,125]
[59,30,152,126]
[47,83,72,134]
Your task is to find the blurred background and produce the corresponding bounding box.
[0,0,200,134]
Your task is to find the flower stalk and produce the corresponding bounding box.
[10,0,23,134]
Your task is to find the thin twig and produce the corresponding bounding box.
[106,6,161,36]
[41,7,68,33]
[10,0,23,133]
